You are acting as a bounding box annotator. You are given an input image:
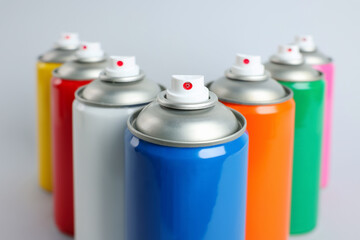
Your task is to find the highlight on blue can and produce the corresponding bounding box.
[125,130,248,240]
[125,75,249,240]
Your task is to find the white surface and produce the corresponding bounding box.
[295,35,316,52]
[167,75,209,103]
[106,56,140,77]
[231,54,265,76]
[0,0,359,239]
[76,42,104,60]
[57,33,80,49]
[276,44,302,62]
[73,101,139,240]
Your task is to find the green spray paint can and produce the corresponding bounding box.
[266,44,325,234]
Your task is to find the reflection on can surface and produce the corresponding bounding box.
[125,130,249,240]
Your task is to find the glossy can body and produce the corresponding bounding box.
[51,77,92,235]
[125,130,249,240]
[278,80,325,234]
[312,63,334,187]
[73,101,141,240]
[223,99,295,240]
[37,61,61,191]
[72,64,162,240]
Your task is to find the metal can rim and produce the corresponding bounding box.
[302,50,333,65]
[273,70,324,82]
[127,108,247,148]
[214,84,294,105]
[157,91,218,110]
[37,46,79,63]
[75,55,107,63]
[270,55,304,66]
[52,58,108,80]
[38,55,63,64]
[75,84,166,108]
[225,69,269,81]
[99,70,146,83]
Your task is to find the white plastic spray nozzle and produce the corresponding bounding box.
[57,32,80,49]
[105,56,140,77]
[76,42,104,60]
[166,75,209,104]
[231,54,265,76]
[275,44,302,62]
[295,35,316,52]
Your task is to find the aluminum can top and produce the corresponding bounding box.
[209,54,293,105]
[266,44,323,82]
[128,75,247,148]
[294,35,332,65]
[75,56,164,107]
[38,33,80,63]
[301,51,332,65]
[53,42,107,80]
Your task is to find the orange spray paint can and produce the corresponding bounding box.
[209,54,295,240]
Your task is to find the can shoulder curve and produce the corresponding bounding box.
[302,50,332,65]
[208,71,293,105]
[53,58,108,80]
[38,47,78,63]
[265,61,323,82]
[127,92,247,148]
[75,74,164,107]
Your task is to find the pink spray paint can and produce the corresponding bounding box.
[295,35,334,188]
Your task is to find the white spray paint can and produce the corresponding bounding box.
[73,56,163,240]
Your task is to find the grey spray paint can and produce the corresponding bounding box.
[73,56,163,240]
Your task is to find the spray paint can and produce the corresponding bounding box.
[209,54,295,240]
[266,45,325,234]
[51,42,107,235]
[73,56,163,240]
[37,33,80,191]
[295,35,334,188]
[125,75,249,240]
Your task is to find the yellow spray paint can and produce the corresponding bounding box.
[37,33,80,191]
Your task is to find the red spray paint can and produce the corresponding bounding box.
[51,42,107,235]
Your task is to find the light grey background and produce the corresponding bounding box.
[0,0,359,239]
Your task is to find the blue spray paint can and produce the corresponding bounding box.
[125,75,249,240]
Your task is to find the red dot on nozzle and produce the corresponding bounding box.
[183,82,193,90]
[65,35,70,39]
[82,45,87,50]
[243,59,250,64]
[302,38,307,41]
[288,48,292,52]
[117,61,124,67]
